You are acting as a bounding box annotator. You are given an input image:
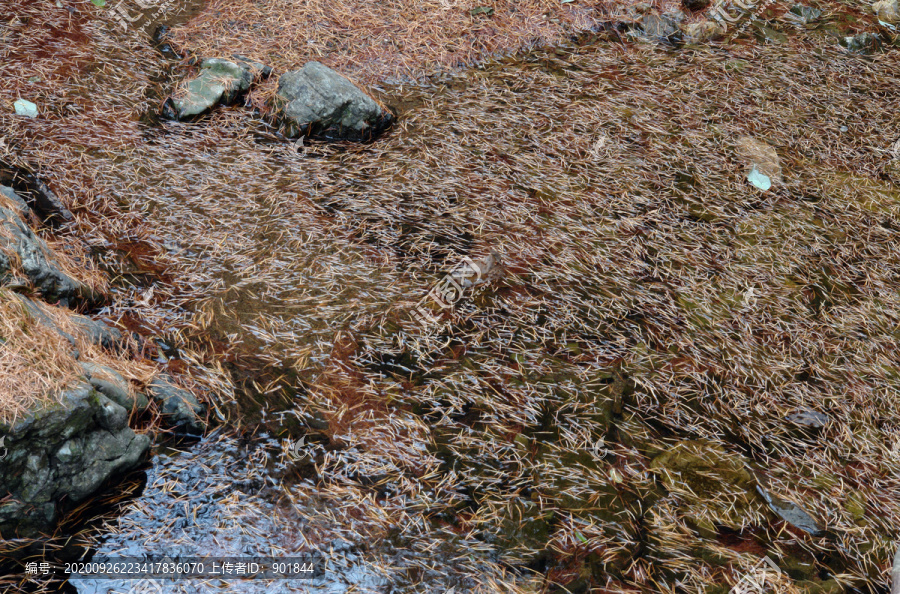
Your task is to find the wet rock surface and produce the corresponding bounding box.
[147,373,206,434]
[273,62,394,141]
[841,32,882,53]
[0,204,91,302]
[0,385,150,537]
[71,433,390,594]
[790,4,824,24]
[0,161,73,223]
[79,362,149,413]
[736,136,783,191]
[785,408,831,430]
[649,440,764,535]
[635,12,684,40]
[163,56,271,120]
[13,294,121,352]
[756,485,824,536]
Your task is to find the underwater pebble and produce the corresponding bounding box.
[747,167,772,191]
[786,409,831,429]
[13,98,38,117]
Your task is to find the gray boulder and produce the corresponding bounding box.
[0,185,31,217]
[79,361,149,413]
[0,384,150,537]
[0,205,94,302]
[13,293,122,352]
[0,161,73,223]
[147,374,206,434]
[273,62,394,141]
[70,313,124,350]
[164,56,271,120]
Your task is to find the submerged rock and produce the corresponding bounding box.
[682,19,727,41]
[785,408,831,430]
[0,384,150,537]
[147,374,206,434]
[637,12,683,40]
[163,56,271,121]
[0,205,93,302]
[491,498,552,564]
[840,32,882,54]
[272,62,394,141]
[873,0,900,23]
[753,23,789,44]
[789,4,823,24]
[650,440,763,535]
[736,136,782,191]
[756,485,823,535]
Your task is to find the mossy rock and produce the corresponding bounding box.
[797,578,844,594]
[615,412,664,458]
[650,440,755,493]
[490,499,553,563]
[842,491,866,523]
[649,440,764,530]
[777,549,818,580]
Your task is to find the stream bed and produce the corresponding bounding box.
[4,0,900,591]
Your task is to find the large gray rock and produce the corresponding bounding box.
[0,161,73,223]
[79,361,149,413]
[0,384,150,537]
[164,56,271,120]
[70,312,124,350]
[13,294,121,352]
[273,62,394,141]
[0,205,94,303]
[0,185,31,217]
[147,374,206,434]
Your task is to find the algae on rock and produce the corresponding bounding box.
[649,440,766,535]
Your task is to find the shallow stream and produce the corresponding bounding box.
[5,0,900,591]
